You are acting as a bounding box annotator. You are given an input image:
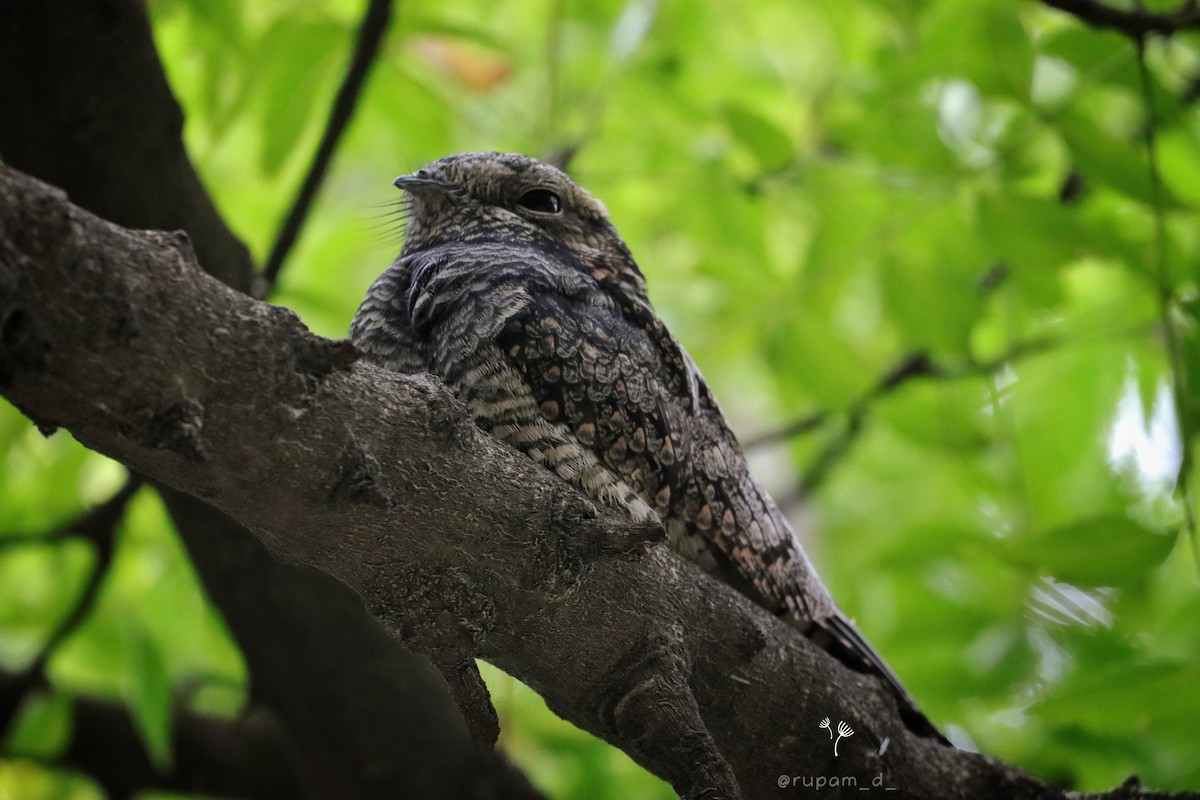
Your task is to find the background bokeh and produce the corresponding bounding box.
[3,0,1200,796]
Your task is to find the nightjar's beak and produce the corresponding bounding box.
[392,174,455,193]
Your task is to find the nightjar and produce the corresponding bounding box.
[351,152,941,740]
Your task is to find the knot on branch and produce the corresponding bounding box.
[140,397,206,462]
[329,438,395,508]
[263,305,362,413]
[0,301,50,388]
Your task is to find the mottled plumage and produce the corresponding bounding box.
[352,152,940,738]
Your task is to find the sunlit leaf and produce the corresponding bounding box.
[921,0,1033,101]
[0,540,94,669]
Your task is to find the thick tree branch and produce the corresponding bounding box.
[3,167,1182,800]
[157,486,542,800]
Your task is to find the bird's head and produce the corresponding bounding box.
[392,152,642,285]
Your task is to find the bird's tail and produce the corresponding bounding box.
[799,612,950,746]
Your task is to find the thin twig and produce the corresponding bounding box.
[29,477,142,670]
[964,337,1058,375]
[752,340,1056,498]
[1133,36,1200,578]
[748,340,1056,454]
[797,413,866,497]
[743,411,829,449]
[746,353,938,452]
[1039,0,1200,37]
[259,0,395,297]
[0,477,141,727]
[795,353,939,496]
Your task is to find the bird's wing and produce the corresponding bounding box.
[491,275,836,617]
[350,256,430,374]
[488,285,680,520]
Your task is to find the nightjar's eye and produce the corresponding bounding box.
[517,188,562,214]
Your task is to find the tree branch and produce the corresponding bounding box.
[157,485,542,800]
[750,342,1055,498]
[3,166,1184,799]
[0,477,141,731]
[1038,0,1200,37]
[0,0,255,291]
[1,668,301,800]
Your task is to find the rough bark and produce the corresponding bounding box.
[5,166,1191,800]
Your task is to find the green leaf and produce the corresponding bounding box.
[921,0,1033,101]
[1057,112,1186,208]
[1039,27,1139,94]
[880,200,985,353]
[877,380,991,453]
[723,104,793,173]
[1159,128,1200,212]
[3,690,72,758]
[0,760,103,800]
[256,17,346,176]
[121,621,174,771]
[1038,28,1182,126]
[0,540,95,667]
[609,0,661,63]
[801,161,885,302]
[1035,661,1200,732]
[1010,515,1176,587]
[764,310,876,409]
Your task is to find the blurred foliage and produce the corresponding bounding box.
[3,0,1200,796]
